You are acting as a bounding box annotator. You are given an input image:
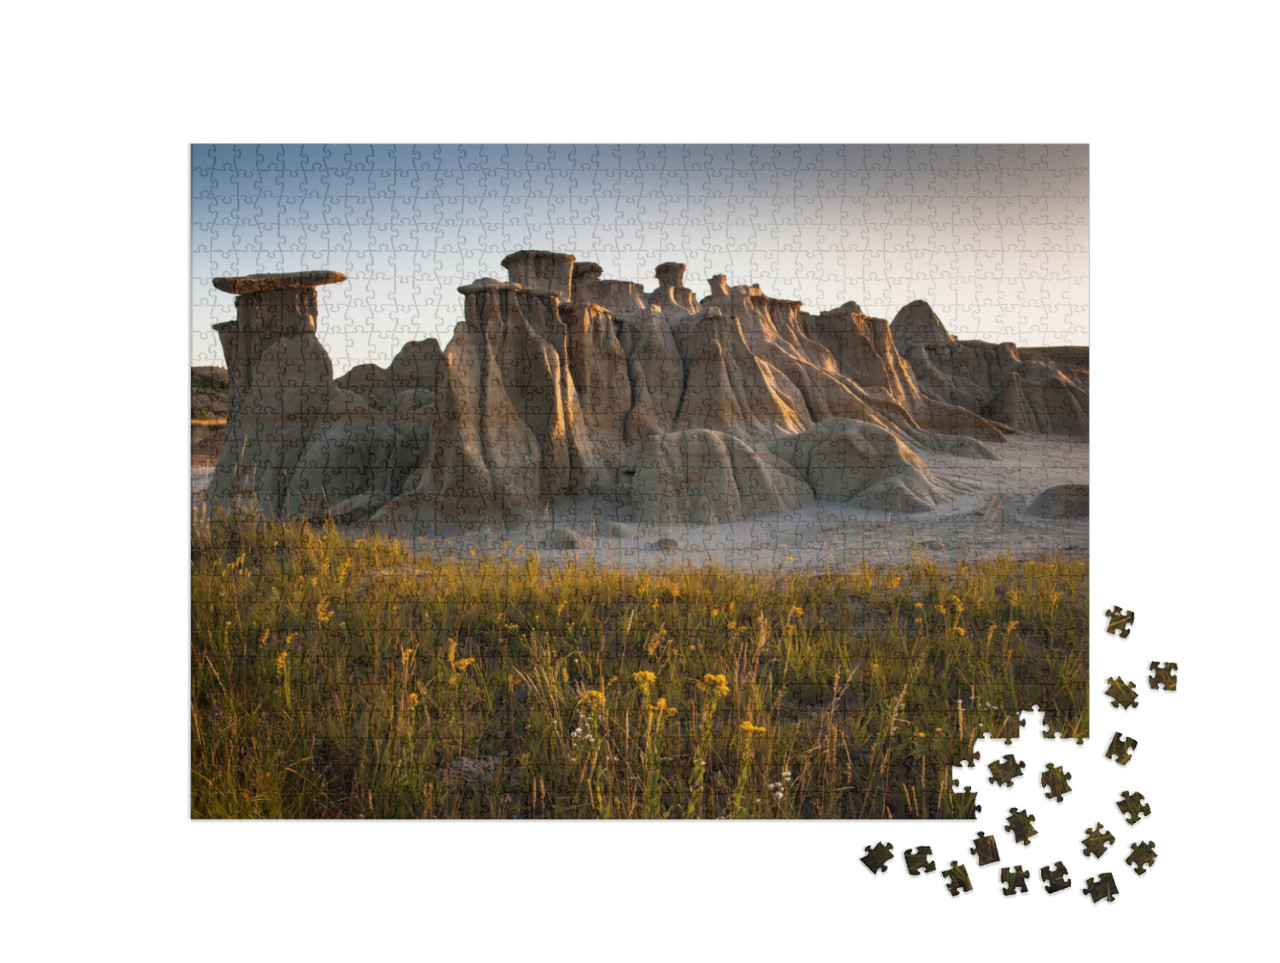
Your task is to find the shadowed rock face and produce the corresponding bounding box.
[207,254,1087,532]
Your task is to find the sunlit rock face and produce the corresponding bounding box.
[208,254,1086,533]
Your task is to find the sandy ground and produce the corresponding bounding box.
[193,433,1086,569]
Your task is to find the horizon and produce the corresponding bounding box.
[191,144,1088,374]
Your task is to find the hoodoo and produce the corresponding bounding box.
[205,252,1088,533]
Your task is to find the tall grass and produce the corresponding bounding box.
[191,507,1087,818]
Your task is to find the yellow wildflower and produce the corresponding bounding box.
[274,650,289,678]
[408,692,419,709]
[454,657,476,673]
[791,606,804,617]
[948,594,964,613]
[401,648,415,666]
[953,626,967,637]
[740,721,767,736]
[632,670,656,695]
[648,697,677,717]
[581,690,606,713]
[698,673,730,698]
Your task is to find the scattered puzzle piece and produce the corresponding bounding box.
[1041,763,1073,801]
[1001,865,1030,895]
[1082,822,1116,858]
[943,861,973,896]
[1117,790,1151,825]
[860,842,894,873]
[1106,732,1138,765]
[1149,661,1178,691]
[1083,873,1119,903]
[971,831,1001,866]
[988,753,1026,787]
[1126,841,1157,875]
[1041,862,1071,894]
[1105,676,1139,709]
[1005,807,1038,845]
[904,847,936,876]
[1105,607,1134,637]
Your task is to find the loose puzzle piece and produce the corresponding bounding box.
[1041,862,1072,894]
[1149,661,1178,691]
[1005,807,1038,845]
[1083,873,1119,903]
[1126,841,1157,875]
[1105,676,1139,710]
[860,842,894,873]
[1001,865,1030,895]
[1082,822,1116,858]
[1105,607,1135,637]
[988,753,1026,787]
[1106,732,1138,766]
[1041,763,1072,801]
[971,831,1001,866]
[943,861,973,896]
[904,847,936,876]
[1117,790,1151,825]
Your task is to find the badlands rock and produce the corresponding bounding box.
[208,271,348,512]
[891,304,1089,436]
[207,253,1086,533]
[765,418,964,513]
[1026,483,1089,519]
[634,429,814,524]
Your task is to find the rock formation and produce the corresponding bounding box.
[890,303,1089,436]
[205,252,1088,533]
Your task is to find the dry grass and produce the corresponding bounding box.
[191,506,1087,818]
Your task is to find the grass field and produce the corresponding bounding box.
[191,507,1088,818]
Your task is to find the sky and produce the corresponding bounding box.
[191,144,1088,374]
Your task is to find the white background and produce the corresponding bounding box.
[4,1,1276,958]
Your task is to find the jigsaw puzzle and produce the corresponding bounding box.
[861,843,894,874]
[1005,808,1039,845]
[1082,823,1116,858]
[1105,606,1134,637]
[904,847,937,876]
[1106,732,1139,766]
[190,144,1089,820]
[943,861,974,896]
[1149,662,1178,690]
[1001,866,1031,896]
[1040,763,1073,801]
[1117,791,1152,826]
[1041,862,1072,895]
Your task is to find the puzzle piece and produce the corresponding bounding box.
[1041,862,1071,894]
[971,831,1001,866]
[1126,841,1158,875]
[988,753,1026,787]
[1005,807,1038,845]
[942,861,973,896]
[1149,662,1178,691]
[1105,676,1139,709]
[1041,763,1072,801]
[1117,791,1152,825]
[1083,873,1119,903]
[1106,732,1138,766]
[1105,607,1134,637]
[1082,822,1116,858]
[904,847,936,876]
[860,842,894,874]
[1001,865,1030,895]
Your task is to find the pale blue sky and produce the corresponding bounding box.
[191,144,1087,374]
